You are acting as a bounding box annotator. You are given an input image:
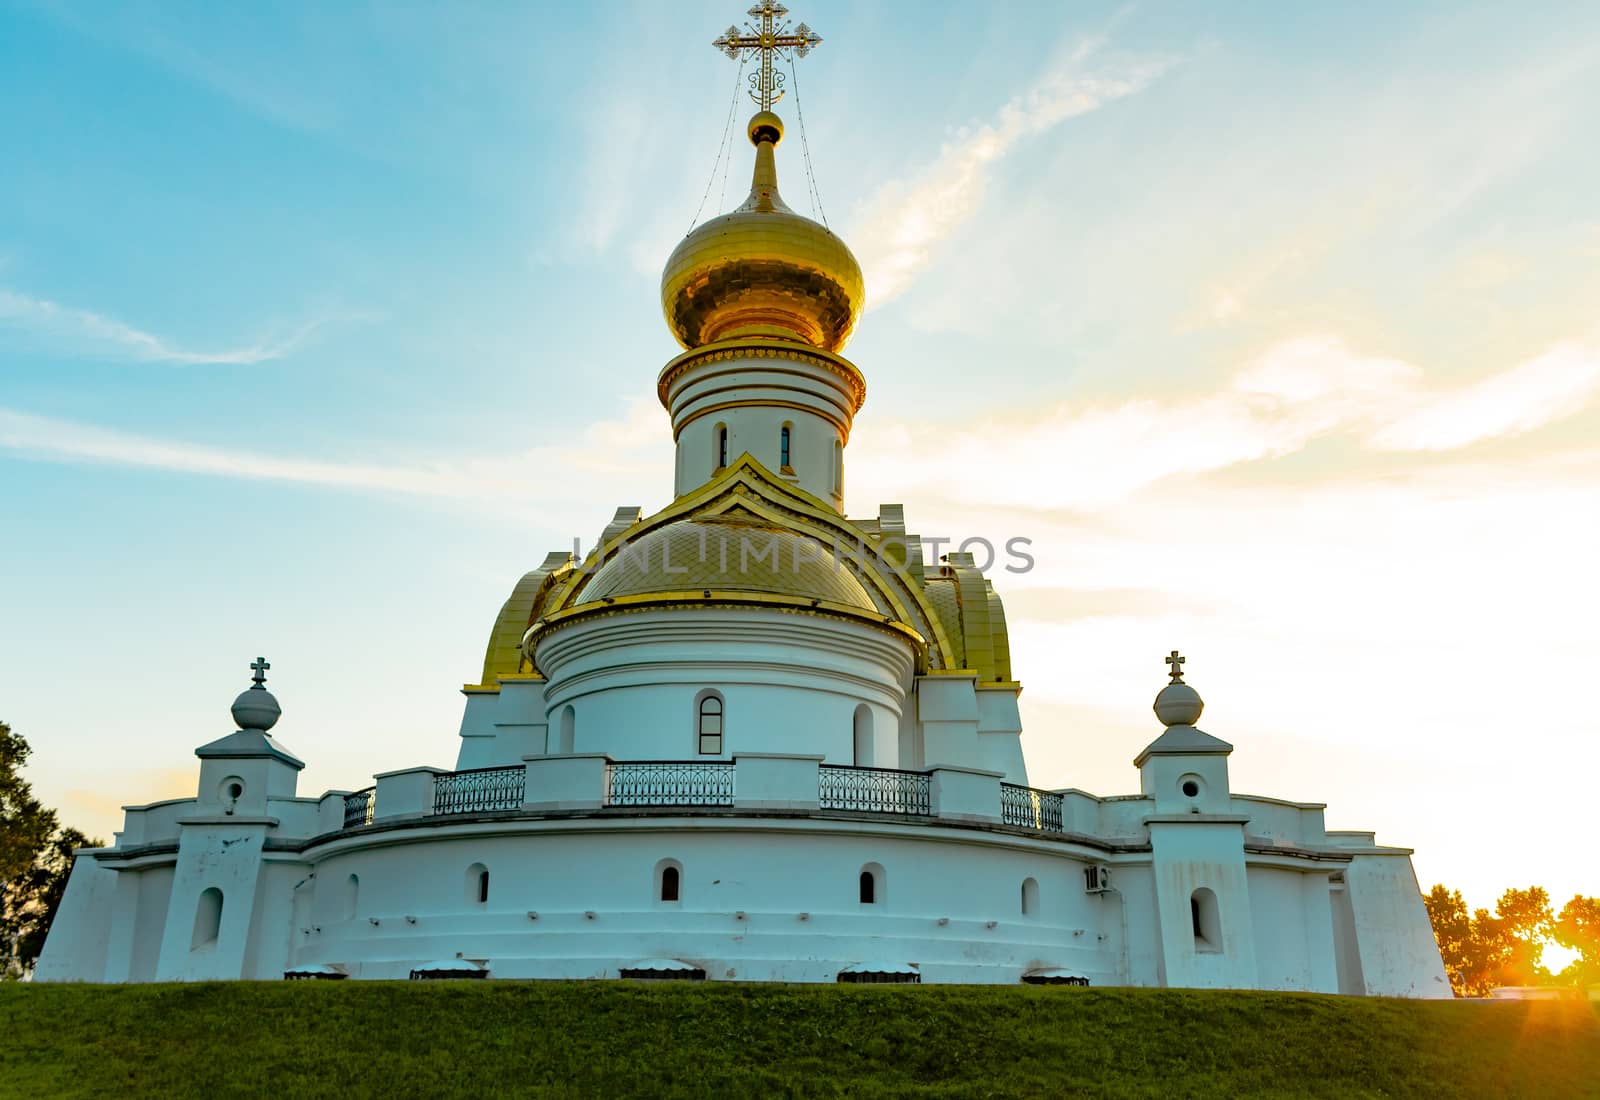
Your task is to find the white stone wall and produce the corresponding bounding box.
[30,855,118,982]
[536,608,914,765]
[664,353,857,507]
[289,820,1121,983]
[1245,866,1339,992]
[1334,848,1453,998]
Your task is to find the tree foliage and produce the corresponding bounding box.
[1425,882,1596,996]
[0,721,57,885]
[1553,894,1600,986]
[1,721,103,976]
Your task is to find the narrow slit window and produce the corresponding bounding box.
[467,863,489,905]
[1191,887,1221,952]
[191,888,223,950]
[780,425,791,468]
[698,695,724,755]
[717,426,728,469]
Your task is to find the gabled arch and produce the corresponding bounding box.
[530,456,960,673]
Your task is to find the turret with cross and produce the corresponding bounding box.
[1152,650,1205,728]
[713,2,823,111]
[231,656,281,732]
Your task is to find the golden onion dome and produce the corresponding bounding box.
[661,112,865,353]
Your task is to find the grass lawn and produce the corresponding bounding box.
[2,982,1597,1099]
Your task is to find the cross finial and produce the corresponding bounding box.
[712,2,823,111]
[250,656,270,688]
[1165,650,1186,683]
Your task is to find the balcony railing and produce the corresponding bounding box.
[606,761,735,807]
[343,787,375,829]
[337,760,1052,832]
[1000,783,1064,833]
[818,765,931,816]
[432,766,526,816]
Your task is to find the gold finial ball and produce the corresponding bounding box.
[748,111,783,146]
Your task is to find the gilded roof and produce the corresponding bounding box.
[661,115,864,353]
[578,515,876,612]
[472,552,572,687]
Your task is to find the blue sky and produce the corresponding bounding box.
[3,1,1599,915]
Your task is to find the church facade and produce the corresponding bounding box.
[36,6,1449,996]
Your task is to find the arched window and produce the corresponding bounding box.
[698,693,724,755]
[1191,887,1221,952]
[859,863,884,905]
[467,863,489,906]
[852,705,873,767]
[343,873,360,920]
[717,425,729,470]
[1021,877,1039,917]
[780,424,792,468]
[656,859,683,903]
[191,887,223,950]
[832,440,843,494]
[558,705,575,754]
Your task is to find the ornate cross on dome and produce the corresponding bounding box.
[250,656,270,687]
[712,2,823,111]
[1165,650,1186,683]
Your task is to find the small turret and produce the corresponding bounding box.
[1135,650,1233,812]
[195,657,304,814]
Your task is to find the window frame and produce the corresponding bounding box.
[697,693,724,756]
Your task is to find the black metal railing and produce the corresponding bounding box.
[818,765,931,815]
[432,766,525,816]
[606,761,735,807]
[1000,783,1065,832]
[343,787,375,829]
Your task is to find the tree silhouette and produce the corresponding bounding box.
[1553,895,1600,986]
[0,721,57,886]
[1,721,103,975]
[1426,882,1595,996]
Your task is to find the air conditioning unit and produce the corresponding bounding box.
[1084,865,1111,893]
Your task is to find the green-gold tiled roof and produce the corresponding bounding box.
[578,517,877,611]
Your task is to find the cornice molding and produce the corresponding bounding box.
[658,338,866,412]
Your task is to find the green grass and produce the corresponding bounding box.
[2,983,1597,1099]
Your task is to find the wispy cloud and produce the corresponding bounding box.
[0,395,673,523]
[848,36,1171,307]
[1369,342,1600,452]
[851,335,1600,511]
[0,406,486,495]
[0,288,358,365]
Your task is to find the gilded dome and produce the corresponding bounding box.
[578,516,876,612]
[661,113,865,353]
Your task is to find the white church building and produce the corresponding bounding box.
[37,5,1449,996]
